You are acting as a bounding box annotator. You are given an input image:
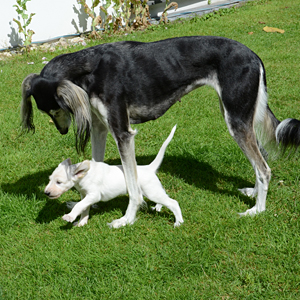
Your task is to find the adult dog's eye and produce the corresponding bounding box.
[56,180,62,184]
[49,109,60,117]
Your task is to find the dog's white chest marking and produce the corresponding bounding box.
[90,98,109,127]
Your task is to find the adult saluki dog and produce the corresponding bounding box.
[21,36,300,228]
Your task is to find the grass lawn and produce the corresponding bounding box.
[0,0,299,298]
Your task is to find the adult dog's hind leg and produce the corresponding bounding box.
[239,139,269,198]
[233,128,271,216]
[219,64,270,215]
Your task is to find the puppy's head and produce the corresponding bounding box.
[44,158,90,199]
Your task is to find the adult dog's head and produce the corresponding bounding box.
[21,73,92,152]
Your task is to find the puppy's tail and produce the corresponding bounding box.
[149,125,176,172]
[255,65,300,157]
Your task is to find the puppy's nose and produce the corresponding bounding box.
[44,191,51,196]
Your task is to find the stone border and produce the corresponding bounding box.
[0,36,87,60]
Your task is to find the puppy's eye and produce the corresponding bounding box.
[56,180,62,185]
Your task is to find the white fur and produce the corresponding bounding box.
[237,65,271,216]
[184,72,222,98]
[44,126,183,227]
[275,118,292,142]
[90,111,109,162]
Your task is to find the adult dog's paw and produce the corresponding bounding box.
[238,205,265,217]
[238,187,257,198]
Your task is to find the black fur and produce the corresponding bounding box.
[21,36,300,222]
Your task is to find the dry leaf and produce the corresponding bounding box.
[263,26,285,34]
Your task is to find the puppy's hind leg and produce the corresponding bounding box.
[143,180,184,227]
[152,204,163,212]
[163,196,184,227]
[153,195,183,227]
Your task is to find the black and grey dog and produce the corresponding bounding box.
[21,36,300,227]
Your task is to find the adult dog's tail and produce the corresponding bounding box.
[149,125,176,172]
[275,118,300,153]
[256,65,300,156]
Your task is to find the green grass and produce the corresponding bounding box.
[0,0,300,298]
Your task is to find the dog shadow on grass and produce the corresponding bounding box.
[135,152,255,206]
[1,151,255,226]
[0,169,67,224]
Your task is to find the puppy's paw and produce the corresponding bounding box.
[73,220,87,227]
[107,216,130,228]
[62,214,76,223]
[151,204,163,212]
[174,219,184,228]
[74,216,89,227]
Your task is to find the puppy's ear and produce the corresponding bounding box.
[73,160,90,179]
[60,158,72,167]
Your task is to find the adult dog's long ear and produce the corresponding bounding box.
[21,73,39,133]
[56,80,92,153]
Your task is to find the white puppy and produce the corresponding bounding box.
[44,125,183,227]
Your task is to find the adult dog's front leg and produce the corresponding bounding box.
[91,111,108,162]
[108,128,145,228]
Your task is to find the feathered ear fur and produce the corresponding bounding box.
[56,80,92,152]
[20,73,39,133]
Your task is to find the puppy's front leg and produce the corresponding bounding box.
[73,207,90,227]
[62,194,99,224]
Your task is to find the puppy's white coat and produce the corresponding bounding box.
[44,126,183,227]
